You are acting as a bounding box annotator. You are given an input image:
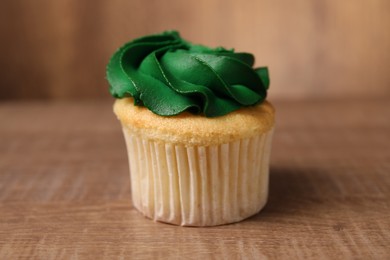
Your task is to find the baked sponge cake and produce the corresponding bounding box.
[107,31,275,226]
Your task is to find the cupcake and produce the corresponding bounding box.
[107,31,275,226]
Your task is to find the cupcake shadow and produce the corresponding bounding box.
[248,165,331,220]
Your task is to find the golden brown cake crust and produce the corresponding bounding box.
[114,98,275,146]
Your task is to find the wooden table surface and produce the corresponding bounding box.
[0,98,389,259]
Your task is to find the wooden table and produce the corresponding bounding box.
[1,98,389,259]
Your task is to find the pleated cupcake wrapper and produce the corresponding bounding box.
[122,127,274,226]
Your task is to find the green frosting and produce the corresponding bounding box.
[106,31,269,117]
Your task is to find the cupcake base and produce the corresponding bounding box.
[122,127,274,226]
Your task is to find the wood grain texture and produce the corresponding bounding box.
[0,0,390,100]
[0,98,389,259]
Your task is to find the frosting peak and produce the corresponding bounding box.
[106,31,269,117]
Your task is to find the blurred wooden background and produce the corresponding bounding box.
[0,0,389,100]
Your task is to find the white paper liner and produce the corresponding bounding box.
[122,127,274,226]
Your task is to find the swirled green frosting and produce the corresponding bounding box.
[106,31,269,117]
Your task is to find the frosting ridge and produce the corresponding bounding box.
[107,31,269,117]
